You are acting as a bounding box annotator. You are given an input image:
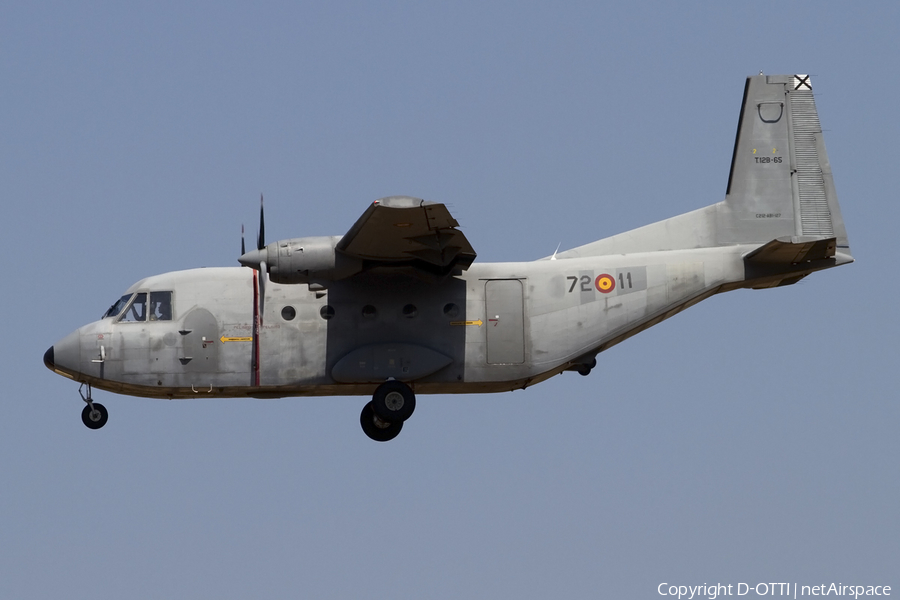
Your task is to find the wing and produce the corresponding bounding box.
[336,196,476,275]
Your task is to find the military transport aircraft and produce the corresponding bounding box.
[44,74,852,441]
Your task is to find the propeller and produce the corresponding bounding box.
[239,195,267,269]
[238,195,268,386]
[238,195,268,323]
[257,194,265,251]
[257,195,267,323]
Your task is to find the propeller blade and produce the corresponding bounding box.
[257,194,265,251]
[237,195,268,275]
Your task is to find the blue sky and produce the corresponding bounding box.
[2,2,897,598]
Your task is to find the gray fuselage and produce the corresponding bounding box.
[49,245,761,400]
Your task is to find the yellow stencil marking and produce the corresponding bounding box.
[451,320,483,327]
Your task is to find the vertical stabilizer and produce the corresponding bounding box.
[718,74,850,250]
[553,74,850,260]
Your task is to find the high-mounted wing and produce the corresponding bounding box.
[336,196,476,275]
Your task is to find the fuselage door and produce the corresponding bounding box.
[181,308,220,373]
[485,279,525,364]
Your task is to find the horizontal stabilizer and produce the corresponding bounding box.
[744,236,836,265]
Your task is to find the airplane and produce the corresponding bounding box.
[44,74,852,441]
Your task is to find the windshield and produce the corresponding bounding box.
[103,294,133,319]
[120,293,147,322]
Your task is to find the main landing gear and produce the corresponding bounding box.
[78,383,108,430]
[360,380,416,442]
[576,358,597,376]
[567,357,597,377]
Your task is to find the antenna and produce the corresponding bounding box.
[550,242,561,260]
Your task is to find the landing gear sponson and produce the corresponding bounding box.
[360,380,416,442]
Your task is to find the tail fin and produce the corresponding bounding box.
[719,74,850,249]
[555,74,851,259]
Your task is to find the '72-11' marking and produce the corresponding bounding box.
[566,268,647,296]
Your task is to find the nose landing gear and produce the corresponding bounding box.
[78,383,108,430]
[360,380,416,442]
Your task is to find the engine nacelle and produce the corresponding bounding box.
[243,236,362,284]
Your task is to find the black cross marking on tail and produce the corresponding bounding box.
[794,75,811,90]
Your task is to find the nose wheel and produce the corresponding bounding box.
[81,403,109,429]
[78,383,108,430]
[360,380,416,441]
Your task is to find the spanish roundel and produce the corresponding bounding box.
[595,273,615,293]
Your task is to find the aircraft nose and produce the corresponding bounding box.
[46,329,82,378]
[43,346,55,370]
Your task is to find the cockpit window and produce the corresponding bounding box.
[150,291,173,321]
[103,294,133,319]
[120,293,147,323]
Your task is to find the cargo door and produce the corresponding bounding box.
[485,279,525,364]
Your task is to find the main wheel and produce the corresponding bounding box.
[81,403,108,430]
[360,401,402,442]
[372,380,416,422]
[577,357,597,376]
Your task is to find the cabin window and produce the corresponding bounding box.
[150,291,173,321]
[103,294,132,319]
[281,306,296,321]
[443,303,459,318]
[402,304,418,318]
[120,293,147,322]
[320,305,335,320]
[362,305,376,318]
